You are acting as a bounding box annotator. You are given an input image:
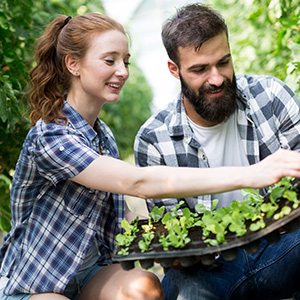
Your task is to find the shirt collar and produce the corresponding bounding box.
[63,101,107,144]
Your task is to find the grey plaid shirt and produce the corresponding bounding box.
[134,75,300,212]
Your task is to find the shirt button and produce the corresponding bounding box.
[59,146,64,151]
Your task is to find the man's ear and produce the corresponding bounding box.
[65,54,80,76]
[167,60,180,79]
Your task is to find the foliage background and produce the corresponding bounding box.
[0,0,152,231]
[213,0,300,94]
[0,0,300,231]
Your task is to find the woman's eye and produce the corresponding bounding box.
[105,59,114,64]
[124,61,130,67]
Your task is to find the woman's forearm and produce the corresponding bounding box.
[71,149,300,199]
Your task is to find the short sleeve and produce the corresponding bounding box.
[32,127,99,185]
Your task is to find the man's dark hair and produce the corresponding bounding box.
[162,3,228,66]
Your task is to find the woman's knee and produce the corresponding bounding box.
[123,269,164,300]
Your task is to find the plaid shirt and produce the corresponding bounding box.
[134,75,300,212]
[0,102,125,295]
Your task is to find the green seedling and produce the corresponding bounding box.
[158,233,172,251]
[167,221,191,248]
[171,200,185,217]
[149,206,165,222]
[117,247,130,256]
[283,189,300,209]
[117,176,300,255]
[260,202,278,218]
[195,199,219,214]
[122,217,139,235]
[195,203,208,214]
[228,210,247,236]
[138,232,154,253]
[270,186,285,205]
[141,219,153,233]
[138,219,155,253]
[116,217,140,255]
[201,213,227,244]
[167,230,191,248]
[274,205,292,220]
[180,207,201,229]
[162,216,192,248]
[275,176,295,189]
[249,217,266,231]
[241,188,264,208]
[161,211,173,226]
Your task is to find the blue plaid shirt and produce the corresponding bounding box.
[0,102,125,295]
[134,75,300,212]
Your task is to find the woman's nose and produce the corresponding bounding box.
[115,63,129,79]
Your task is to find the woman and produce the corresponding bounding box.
[1,12,300,300]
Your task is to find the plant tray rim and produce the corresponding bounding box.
[112,202,300,262]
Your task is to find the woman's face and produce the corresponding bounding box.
[76,30,130,106]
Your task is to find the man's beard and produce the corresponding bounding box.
[180,73,238,124]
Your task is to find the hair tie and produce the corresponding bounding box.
[60,16,72,29]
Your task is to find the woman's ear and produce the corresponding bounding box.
[167,60,180,79]
[65,54,80,76]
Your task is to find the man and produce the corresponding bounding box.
[134,3,300,300]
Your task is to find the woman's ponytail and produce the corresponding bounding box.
[28,15,70,126]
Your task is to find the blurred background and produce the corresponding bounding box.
[103,0,191,113]
[0,0,299,272]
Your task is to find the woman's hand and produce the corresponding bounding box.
[245,149,300,189]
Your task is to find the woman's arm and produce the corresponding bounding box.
[71,148,300,199]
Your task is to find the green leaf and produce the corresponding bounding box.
[195,203,208,214]
[204,239,219,246]
[121,220,131,234]
[270,186,286,203]
[283,190,298,202]
[0,92,8,122]
[250,222,261,231]
[162,212,172,224]
[149,205,165,222]
[211,199,219,210]
[281,206,292,215]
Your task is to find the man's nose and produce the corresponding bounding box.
[207,67,224,87]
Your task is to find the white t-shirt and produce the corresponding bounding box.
[188,111,249,208]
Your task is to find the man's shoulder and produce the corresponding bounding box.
[236,74,292,101]
[136,101,176,138]
[236,74,289,92]
[236,74,278,89]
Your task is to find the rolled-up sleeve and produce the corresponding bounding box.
[33,128,99,185]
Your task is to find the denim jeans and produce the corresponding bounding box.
[162,228,300,300]
[0,264,103,300]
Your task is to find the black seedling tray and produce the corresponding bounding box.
[112,197,300,271]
